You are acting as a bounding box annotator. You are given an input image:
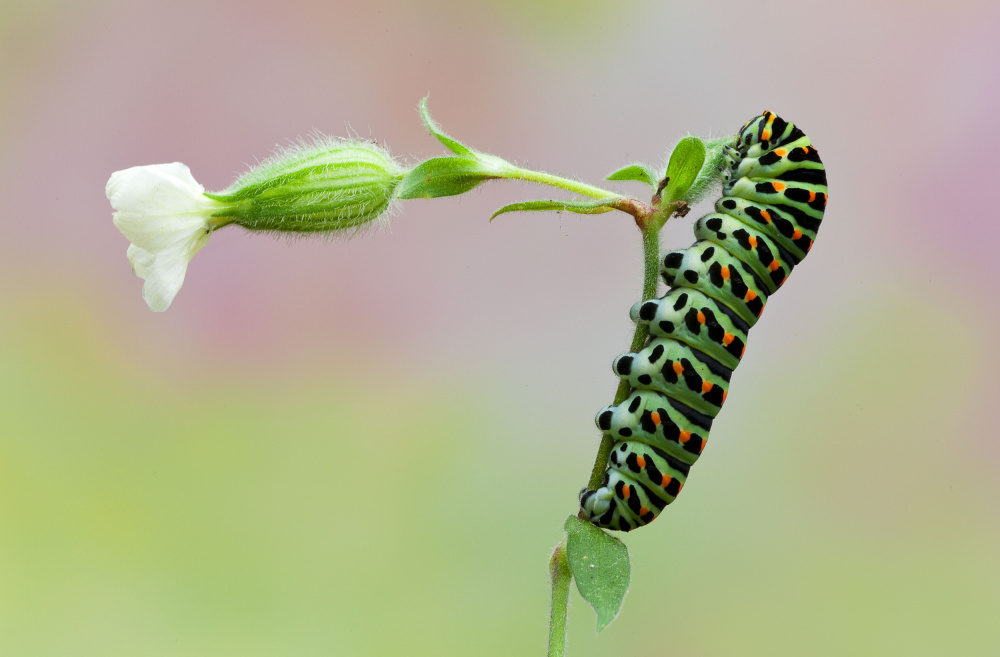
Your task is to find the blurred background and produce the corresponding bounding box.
[2,0,998,654]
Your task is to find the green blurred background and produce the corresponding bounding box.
[2,0,999,654]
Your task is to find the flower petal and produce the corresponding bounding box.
[126,244,154,278]
[126,229,211,312]
[109,163,223,252]
[107,162,209,214]
[108,162,223,311]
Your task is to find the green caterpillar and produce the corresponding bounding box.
[579,111,828,532]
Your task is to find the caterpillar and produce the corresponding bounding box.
[579,111,827,532]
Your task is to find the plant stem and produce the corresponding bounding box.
[548,540,572,657]
[504,165,625,201]
[585,220,662,490]
[548,202,675,654]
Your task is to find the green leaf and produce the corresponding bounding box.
[419,97,474,156]
[490,198,617,220]
[396,156,500,199]
[660,135,707,206]
[563,515,630,633]
[684,135,734,205]
[606,164,658,190]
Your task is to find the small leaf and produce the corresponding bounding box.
[606,164,658,190]
[564,515,630,633]
[396,156,500,199]
[684,135,734,205]
[660,135,706,206]
[419,97,474,156]
[490,198,617,220]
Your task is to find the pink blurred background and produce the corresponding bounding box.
[2,0,999,655]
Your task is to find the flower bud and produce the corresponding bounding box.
[206,138,406,235]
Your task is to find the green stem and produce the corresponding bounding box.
[548,540,572,657]
[548,199,677,655]
[503,165,625,201]
[585,220,662,491]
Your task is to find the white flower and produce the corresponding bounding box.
[107,142,406,310]
[107,163,230,311]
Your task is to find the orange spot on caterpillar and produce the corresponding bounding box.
[802,146,810,154]
[761,115,775,141]
[774,149,787,157]
[722,390,727,403]
[650,411,661,425]
[636,455,646,469]
[768,260,780,272]
[722,333,735,346]
[808,190,816,203]
[780,275,787,285]
[673,361,684,375]
[822,193,828,206]
[740,344,746,358]
[623,485,631,500]
[748,235,758,248]
[661,474,672,487]
[702,381,713,394]
[677,481,685,492]
[696,311,706,324]
[639,506,649,516]
[792,229,802,240]
[679,430,691,443]
[761,210,772,223]
[745,290,757,301]
[720,266,731,280]
[772,182,786,192]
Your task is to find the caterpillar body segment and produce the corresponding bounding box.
[630,290,749,371]
[693,212,792,293]
[660,242,770,326]
[711,196,817,264]
[579,112,827,532]
[612,338,731,417]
